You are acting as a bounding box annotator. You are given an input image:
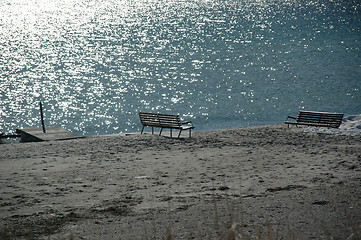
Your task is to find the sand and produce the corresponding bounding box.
[0,124,360,239]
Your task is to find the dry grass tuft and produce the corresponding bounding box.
[163,227,174,240]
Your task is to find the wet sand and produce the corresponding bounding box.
[1,124,360,239]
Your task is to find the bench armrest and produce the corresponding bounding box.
[181,121,193,126]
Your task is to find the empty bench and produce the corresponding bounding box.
[285,111,343,128]
[139,112,194,138]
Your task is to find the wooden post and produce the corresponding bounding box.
[39,101,46,133]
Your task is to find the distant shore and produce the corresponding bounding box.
[1,124,360,239]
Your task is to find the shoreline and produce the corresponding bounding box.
[2,114,361,145]
[1,124,360,239]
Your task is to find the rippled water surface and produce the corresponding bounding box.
[1,0,360,136]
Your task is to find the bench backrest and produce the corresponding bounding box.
[139,112,181,128]
[298,111,343,128]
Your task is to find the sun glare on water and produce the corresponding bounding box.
[1,0,360,135]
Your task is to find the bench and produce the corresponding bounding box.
[285,111,343,128]
[139,112,194,138]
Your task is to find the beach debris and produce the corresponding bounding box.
[218,186,230,191]
[266,185,307,192]
[135,175,148,179]
[12,101,83,142]
[312,200,330,205]
[16,126,82,142]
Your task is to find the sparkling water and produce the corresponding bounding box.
[1,0,360,136]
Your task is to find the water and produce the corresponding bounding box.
[1,0,360,136]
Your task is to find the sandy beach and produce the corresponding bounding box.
[1,124,360,239]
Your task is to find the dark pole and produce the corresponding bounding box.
[40,101,46,133]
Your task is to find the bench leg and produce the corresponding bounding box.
[170,129,172,138]
[178,130,182,138]
[189,129,192,138]
[152,127,154,135]
[141,126,145,134]
[159,128,163,136]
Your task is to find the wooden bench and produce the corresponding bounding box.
[285,111,343,128]
[139,112,194,138]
